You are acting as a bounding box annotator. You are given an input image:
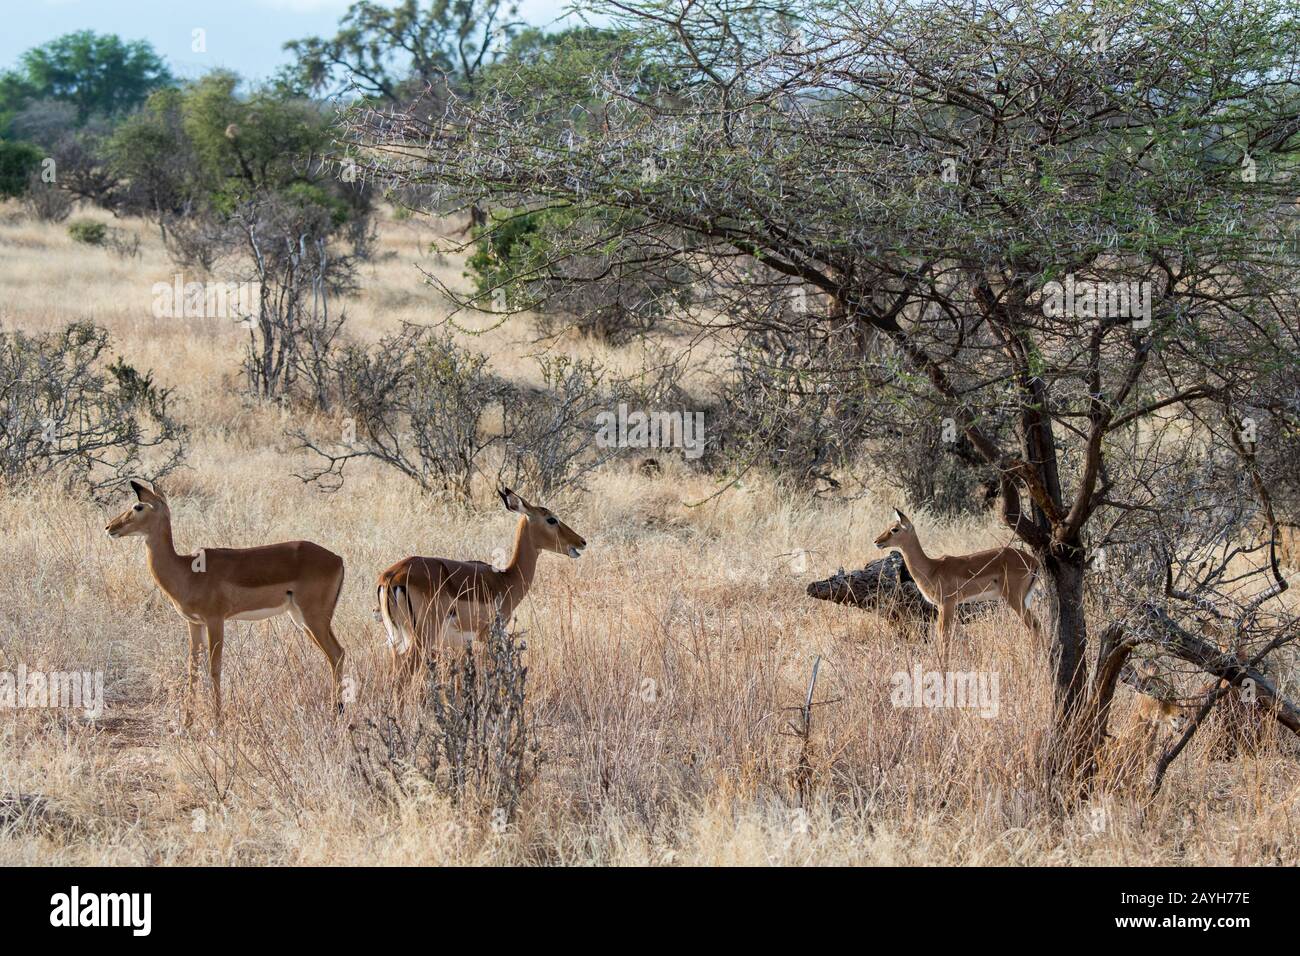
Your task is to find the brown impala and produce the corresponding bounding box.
[106,480,347,726]
[377,486,586,680]
[875,508,1042,656]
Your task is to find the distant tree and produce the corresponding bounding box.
[106,88,202,231]
[283,0,522,103]
[6,99,79,149]
[0,31,172,129]
[103,73,370,253]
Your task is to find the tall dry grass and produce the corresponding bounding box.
[0,203,1296,865]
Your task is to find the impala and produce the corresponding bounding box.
[1121,660,1191,736]
[106,480,347,726]
[376,486,586,680]
[874,508,1042,654]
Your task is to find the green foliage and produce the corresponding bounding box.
[282,181,350,226]
[466,206,570,304]
[104,73,366,237]
[0,31,172,127]
[67,219,108,245]
[106,87,201,217]
[0,139,41,198]
[483,25,664,108]
[467,204,689,342]
[179,71,333,207]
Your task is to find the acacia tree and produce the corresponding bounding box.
[0,31,172,129]
[347,0,1300,772]
[284,0,523,102]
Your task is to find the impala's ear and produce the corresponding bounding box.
[131,479,166,504]
[894,508,910,526]
[499,486,524,513]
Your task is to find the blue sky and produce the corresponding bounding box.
[2,0,585,82]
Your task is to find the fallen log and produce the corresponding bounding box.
[806,552,937,622]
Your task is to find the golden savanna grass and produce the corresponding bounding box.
[0,204,1297,865]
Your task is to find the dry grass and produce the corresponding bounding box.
[1,202,1297,866]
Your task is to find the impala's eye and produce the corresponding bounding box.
[546,516,558,525]
[133,504,144,512]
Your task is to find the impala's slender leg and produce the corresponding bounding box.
[205,617,225,727]
[184,621,204,730]
[393,614,432,701]
[301,611,346,713]
[936,598,957,665]
[1007,580,1044,648]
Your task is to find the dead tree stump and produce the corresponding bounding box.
[805,552,937,623]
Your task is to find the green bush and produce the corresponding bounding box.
[67,219,107,245]
[0,139,42,198]
[466,206,689,344]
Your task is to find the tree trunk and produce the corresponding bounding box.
[1042,544,1091,775]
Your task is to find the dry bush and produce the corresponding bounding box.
[105,227,141,260]
[160,210,231,273]
[499,354,612,500]
[294,325,506,500]
[230,195,359,401]
[297,333,627,504]
[352,614,541,822]
[0,322,185,497]
[20,171,73,223]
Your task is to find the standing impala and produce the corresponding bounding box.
[377,487,586,680]
[874,508,1041,655]
[106,480,347,725]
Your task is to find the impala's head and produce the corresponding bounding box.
[105,480,170,538]
[874,508,916,550]
[499,486,586,558]
[1122,660,1190,733]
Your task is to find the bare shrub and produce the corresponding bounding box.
[351,613,541,822]
[159,209,232,274]
[294,326,505,501]
[229,194,359,400]
[0,322,185,497]
[716,330,869,493]
[499,355,612,499]
[20,171,73,223]
[865,421,1002,516]
[105,227,141,260]
[46,129,121,210]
